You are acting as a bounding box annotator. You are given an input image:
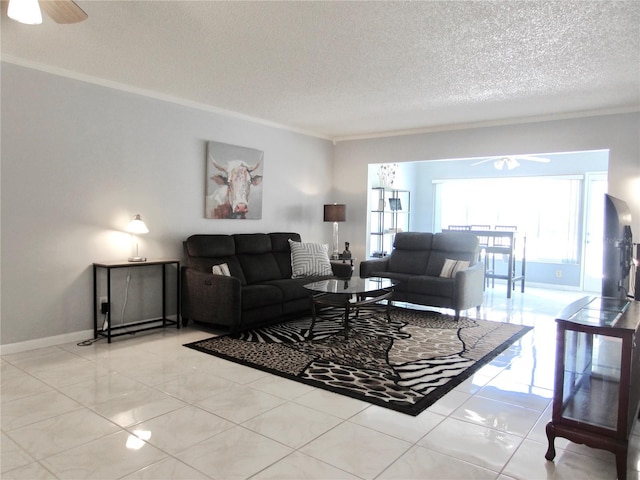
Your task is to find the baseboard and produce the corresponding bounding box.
[1,314,180,356]
[0,329,95,356]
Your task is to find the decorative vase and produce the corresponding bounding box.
[377,163,398,188]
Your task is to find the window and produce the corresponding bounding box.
[434,176,582,263]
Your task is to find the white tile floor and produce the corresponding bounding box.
[2,286,639,479]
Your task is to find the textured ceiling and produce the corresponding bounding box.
[2,1,639,140]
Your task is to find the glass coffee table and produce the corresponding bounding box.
[303,276,397,339]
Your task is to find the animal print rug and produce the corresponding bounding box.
[184,307,533,416]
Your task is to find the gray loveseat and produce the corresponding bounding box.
[360,231,484,319]
[181,232,351,333]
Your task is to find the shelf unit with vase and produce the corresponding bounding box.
[369,187,410,258]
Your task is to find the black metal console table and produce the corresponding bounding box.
[93,259,180,343]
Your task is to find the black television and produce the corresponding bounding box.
[602,194,633,300]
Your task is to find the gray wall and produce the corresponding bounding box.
[1,63,335,348]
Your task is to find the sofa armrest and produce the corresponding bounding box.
[452,261,485,310]
[181,267,242,331]
[359,257,390,277]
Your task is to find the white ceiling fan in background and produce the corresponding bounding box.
[471,155,551,171]
[7,0,87,25]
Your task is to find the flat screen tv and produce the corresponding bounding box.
[602,194,633,300]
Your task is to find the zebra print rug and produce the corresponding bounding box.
[184,307,532,416]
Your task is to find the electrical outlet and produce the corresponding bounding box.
[99,296,109,314]
[555,270,563,278]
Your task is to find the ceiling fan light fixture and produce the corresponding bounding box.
[8,0,43,24]
[506,158,520,170]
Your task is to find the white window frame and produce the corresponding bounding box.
[433,175,583,263]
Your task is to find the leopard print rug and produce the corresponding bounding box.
[184,307,532,416]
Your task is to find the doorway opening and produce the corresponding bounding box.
[367,150,609,290]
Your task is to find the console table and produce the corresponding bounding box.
[545,296,640,480]
[93,259,180,343]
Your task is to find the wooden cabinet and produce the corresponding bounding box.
[545,296,640,480]
[369,187,410,258]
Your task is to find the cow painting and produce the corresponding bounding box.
[205,142,264,219]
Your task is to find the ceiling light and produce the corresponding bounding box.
[506,158,520,170]
[8,0,43,25]
[493,157,520,170]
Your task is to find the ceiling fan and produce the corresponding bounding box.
[7,0,87,25]
[471,155,551,171]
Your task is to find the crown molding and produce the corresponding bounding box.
[1,55,332,141]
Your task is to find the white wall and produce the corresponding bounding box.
[333,113,640,264]
[1,63,335,348]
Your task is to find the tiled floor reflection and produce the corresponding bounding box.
[2,286,638,479]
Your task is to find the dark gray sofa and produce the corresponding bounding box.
[181,232,351,333]
[360,231,484,319]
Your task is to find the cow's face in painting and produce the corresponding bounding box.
[226,160,262,215]
[210,158,262,218]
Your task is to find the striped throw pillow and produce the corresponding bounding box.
[440,259,470,278]
[288,239,333,278]
[212,263,231,276]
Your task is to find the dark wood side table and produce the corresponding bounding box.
[545,296,640,480]
[93,259,180,343]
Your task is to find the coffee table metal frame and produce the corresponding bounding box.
[303,277,396,339]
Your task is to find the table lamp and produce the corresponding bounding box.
[126,214,149,262]
[324,204,346,259]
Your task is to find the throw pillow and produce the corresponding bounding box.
[440,258,470,278]
[288,239,333,278]
[212,263,231,276]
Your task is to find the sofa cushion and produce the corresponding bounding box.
[440,259,470,278]
[185,234,235,257]
[183,236,247,284]
[288,240,333,278]
[241,284,283,310]
[270,232,301,278]
[387,233,433,275]
[235,234,282,284]
[394,232,434,250]
[264,278,317,302]
[426,232,479,277]
[406,276,455,298]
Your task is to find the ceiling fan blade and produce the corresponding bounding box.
[516,155,551,163]
[40,0,87,24]
[471,158,496,166]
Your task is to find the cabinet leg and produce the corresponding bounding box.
[615,449,627,480]
[544,422,556,461]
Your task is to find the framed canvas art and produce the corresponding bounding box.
[205,141,264,219]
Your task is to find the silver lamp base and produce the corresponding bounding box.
[128,256,147,262]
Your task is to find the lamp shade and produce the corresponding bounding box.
[125,214,149,234]
[324,204,346,222]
